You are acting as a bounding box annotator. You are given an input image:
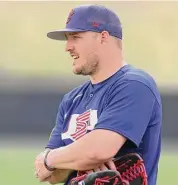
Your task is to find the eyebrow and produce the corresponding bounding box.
[65,32,81,39]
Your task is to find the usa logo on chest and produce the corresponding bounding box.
[62,109,98,141]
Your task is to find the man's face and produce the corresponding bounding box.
[65,31,100,76]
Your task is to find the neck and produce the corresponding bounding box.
[90,58,127,84]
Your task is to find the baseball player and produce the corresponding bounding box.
[34,4,162,185]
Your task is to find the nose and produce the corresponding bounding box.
[65,40,74,52]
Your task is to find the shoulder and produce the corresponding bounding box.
[122,65,157,89]
[109,65,161,104]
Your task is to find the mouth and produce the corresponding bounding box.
[71,55,79,66]
[71,55,79,60]
[70,52,79,59]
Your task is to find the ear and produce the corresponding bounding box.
[100,31,110,44]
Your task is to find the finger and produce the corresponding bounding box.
[42,176,51,182]
[99,164,108,171]
[35,168,40,178]
[106,160,117,170]
[38,169,53,182]
[86,170,94,174]
[39,174,51,182]
[93,168,101,172]
[35,172,38,178]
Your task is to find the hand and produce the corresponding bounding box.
[34,151,45,178]
[34,150,53,182]
[86,159,116,174]
[45,169,73,184]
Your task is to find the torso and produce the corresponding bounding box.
[47,64,162,185]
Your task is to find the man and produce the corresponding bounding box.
[35,4,162,185]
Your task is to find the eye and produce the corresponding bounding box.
[73,35,80,39]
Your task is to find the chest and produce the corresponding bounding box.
[61,88,109,143]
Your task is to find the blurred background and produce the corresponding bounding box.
[0,1,177,185]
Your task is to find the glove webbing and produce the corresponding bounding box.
[116,159,147,185]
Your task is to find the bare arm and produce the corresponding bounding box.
[47,129,126,171]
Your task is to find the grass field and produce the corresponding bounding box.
[1,2,177,185]
[1,148,177,185]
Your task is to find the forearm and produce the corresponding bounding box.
[47,144,106,171]
[46,130,126,171]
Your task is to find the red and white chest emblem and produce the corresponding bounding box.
[71,110,91,140]
[62,109,98,141]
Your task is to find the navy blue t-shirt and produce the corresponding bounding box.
[46,64,162,185]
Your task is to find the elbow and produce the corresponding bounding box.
[74,149,116,171]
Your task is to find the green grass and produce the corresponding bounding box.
[1,148,177,185]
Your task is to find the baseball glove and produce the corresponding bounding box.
[70,153,147,185]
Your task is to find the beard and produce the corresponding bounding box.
[73,52,99,76]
